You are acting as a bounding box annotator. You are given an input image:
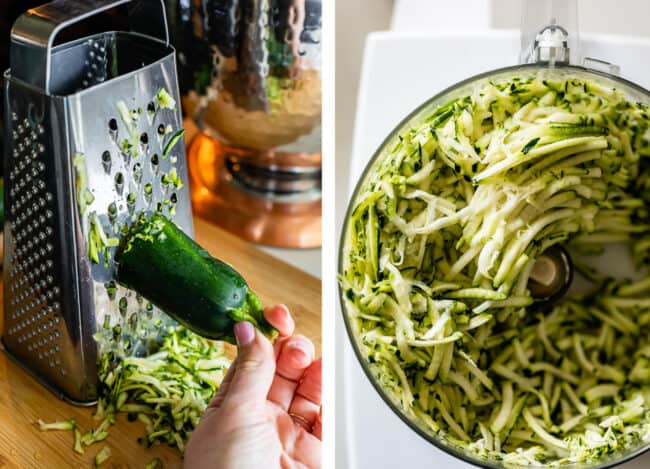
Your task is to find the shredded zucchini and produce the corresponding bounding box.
[37,327,231,458]
[341,75,650,465]
[145,457,163,469]
[93,446,111,467]
[73,152,90,215]
[38,419,76,431]
[156,87,176,111]
[162,129,185,159]
[94,326,231,452]
[88,212,119,267]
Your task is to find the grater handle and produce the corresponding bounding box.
[10,0,169,95]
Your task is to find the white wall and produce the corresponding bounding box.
[335,0,393,232]
[391,0,650,36]
[491,0,650,36]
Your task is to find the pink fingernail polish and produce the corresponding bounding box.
[234,322,255,346]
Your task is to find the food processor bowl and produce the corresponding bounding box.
[339,1,650,466]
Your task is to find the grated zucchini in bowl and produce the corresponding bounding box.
[340,74,650,466]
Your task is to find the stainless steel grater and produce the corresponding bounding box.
[2,0,193,404]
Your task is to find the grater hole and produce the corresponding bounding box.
[5,113,66,373]
[133,163,143,184]
[115,172,125,194]
[102,151,112,173]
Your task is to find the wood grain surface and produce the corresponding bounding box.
[0,218,321,468]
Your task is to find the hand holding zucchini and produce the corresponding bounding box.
[115,214,277,342]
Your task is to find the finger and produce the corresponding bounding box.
[269,304,297,358]
[206,356,238,410]
[277,335,314,379]
[273,335,290,359]
[288,358,322,427]
[263,304,294,337]
[223,322,275,409]
[312,407,322,440]
[295,358,322,405]
[267,335,314,410]
[289,427,322,469]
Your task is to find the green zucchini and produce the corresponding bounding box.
[115,214,276,342]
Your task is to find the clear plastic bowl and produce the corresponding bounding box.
[339,63,650,469]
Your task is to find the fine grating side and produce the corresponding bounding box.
[5,110,66,376]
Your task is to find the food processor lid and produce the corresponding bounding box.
[519,0,630,82]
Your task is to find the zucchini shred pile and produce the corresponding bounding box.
[38,326,231,464]
[94,326,231,452]
[340,74,650,465]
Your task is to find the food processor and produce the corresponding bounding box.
[339,1,650,467]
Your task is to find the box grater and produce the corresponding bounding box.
[2,0,193,404]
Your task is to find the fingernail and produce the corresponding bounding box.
[234,322,255,346]
[287,341,311,367]
[278,304,295,329]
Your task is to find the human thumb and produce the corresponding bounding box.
[223,321,275,408]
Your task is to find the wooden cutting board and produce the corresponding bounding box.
[0,218,321,468]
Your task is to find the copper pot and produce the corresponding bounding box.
[167,0,322,247]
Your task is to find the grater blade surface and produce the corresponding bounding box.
[4,11,192,404]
